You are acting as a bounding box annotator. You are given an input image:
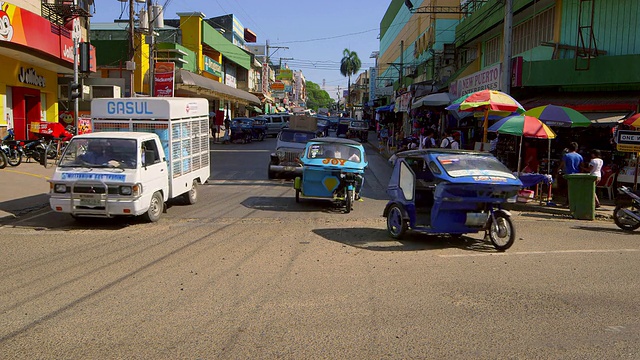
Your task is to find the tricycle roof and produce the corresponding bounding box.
[395,149,488,158]
[307,137,362,146]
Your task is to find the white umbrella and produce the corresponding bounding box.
[412,92,457,108]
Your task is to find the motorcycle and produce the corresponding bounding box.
[1,129,23,166]
[613,186,640,231]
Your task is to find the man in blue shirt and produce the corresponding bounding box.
[561,142,583,174]
[558,142,584,205]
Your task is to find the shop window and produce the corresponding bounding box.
[40,93,47,122]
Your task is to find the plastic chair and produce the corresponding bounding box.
[596,173,615,200]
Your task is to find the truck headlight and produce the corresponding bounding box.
[120,184,142,196]
[54,184,68,193]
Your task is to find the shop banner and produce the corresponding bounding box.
[454,63,501,98]
[154,62,175,97]
[617,130,640,152]
[394,93,412,113]
[276,69,293,80]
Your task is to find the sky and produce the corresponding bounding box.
[92,0,392,100]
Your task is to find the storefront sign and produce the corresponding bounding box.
[455,63,501,97]
[617,130,640,152]
[17,67,46,87]
[276,69,293,80]
[153,62,175,97]
[203,55,222,78]
[224,63,237,88]
[1,2,93,66]
[270,81,285,91]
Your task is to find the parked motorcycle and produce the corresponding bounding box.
[1,129,23,166]
[613,186,640,231]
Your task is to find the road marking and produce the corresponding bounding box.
[438,249,640,258]
[3,169,51,180]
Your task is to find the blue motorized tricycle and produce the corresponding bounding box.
[383,149,522,251]
[294,138,368,213]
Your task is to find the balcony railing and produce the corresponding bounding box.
[42,0,93,26]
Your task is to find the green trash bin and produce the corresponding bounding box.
[564,173,597,220]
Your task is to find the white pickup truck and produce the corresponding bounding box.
[49,97,210,222]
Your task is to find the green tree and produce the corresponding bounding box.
[339,48,361,111]
[305,81,334,111]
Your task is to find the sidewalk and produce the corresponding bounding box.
[365,132,615,221]
[0,160,54,221]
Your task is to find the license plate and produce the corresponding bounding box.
[79,195,101,206]
[284,166,294,172]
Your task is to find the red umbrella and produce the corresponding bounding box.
[622,113,640,127]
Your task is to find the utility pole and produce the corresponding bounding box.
[147,0,154,96]
[501,0,513,94]
[399,40,404,88]
[73,36,79,128]
[129,0,135,97]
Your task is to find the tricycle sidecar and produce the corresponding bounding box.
[293,138,367,213]
[383,149,522,251]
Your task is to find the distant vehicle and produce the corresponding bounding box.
[263,114,289,137]
[250,117,268,141]
[230,118,254,143]
[327,117,340,130]
[268,128,317,179]
[315,118,330,137]
[336,118,353,138]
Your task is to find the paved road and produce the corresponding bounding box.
[0,135,638,359]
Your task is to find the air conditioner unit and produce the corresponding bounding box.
[90,85,121,99]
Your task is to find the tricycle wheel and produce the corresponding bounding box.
[295,189,300,203]
[386,205,407,239]
[258,132,265,141]
[489,213,515,251]
[345,189,353,213]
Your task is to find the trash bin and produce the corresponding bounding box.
[564,173,597,220]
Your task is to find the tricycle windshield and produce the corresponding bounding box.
[307,143,362,163]
[436,154,516,179]
[350,121,366,128]
[317,119,329,127]
[59,138,138,169]
[279,130,316,143]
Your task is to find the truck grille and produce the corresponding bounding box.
[73,185,119,195]
[282,151,301,166]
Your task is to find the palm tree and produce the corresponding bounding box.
[340,48,361,115]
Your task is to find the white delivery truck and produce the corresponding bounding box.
[49,97,210,222]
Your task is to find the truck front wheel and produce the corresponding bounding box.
[142,191,163,222]
[183,180,198,205]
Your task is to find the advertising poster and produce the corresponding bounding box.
[154,62,175,97]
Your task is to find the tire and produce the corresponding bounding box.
[182,180,198,205]
[345,188,353,213]
[141,191,163,222]
[489,213,515,251]
[7,148,22,166]
[0,151,7,169]
[613,205,640,231]
[386,204,407,239]
[295,189,300,203]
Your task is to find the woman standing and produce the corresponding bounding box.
[584,149,604,208]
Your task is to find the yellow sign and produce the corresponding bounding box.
[617,144,640,152]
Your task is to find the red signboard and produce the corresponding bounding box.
[1,2,94,66]
[154,62,175,97]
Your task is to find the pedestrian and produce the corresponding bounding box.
[583,149,603,208]
[422,128,436,148]
[440,130,459,149]
[209,113,218,142]
[558,142,583,205]
[222,116,231,144]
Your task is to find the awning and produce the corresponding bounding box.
[584,112,629,127]
[412,92,456,108]
[518,91,640,113]
[248,105,263,114]
[376,104,395,112]
[176,69,260,105]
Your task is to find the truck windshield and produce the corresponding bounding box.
[279,131,315,143]
[59,138,138,169]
